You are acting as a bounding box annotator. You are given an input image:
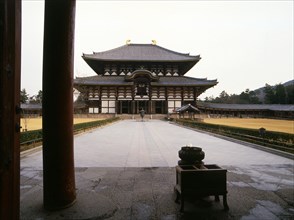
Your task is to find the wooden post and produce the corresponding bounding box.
[132,85,135,114]
[148,85,152,114]
[115,87,119,114]
[0,0,21,219]
[131,100,135,115]
[193,87,197,107]
[42,0,76,210]
[165,87,168,114]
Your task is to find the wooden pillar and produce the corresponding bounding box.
[115,87,118,114]
[131,100,135,115]
[181,86,184,105]
[165,87,168,114]
[148,85,152,114]
[0,0,21,219]
[193,87,197,106]
[148,100,151,114]
[132,85,135,114]
[98,86,101,113]
[42,0,76,210]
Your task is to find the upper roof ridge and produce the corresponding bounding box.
[82,43,202,75]
[125,43,197,57]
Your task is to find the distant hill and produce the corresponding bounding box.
[283,79,294,87]
[254,79,293,103]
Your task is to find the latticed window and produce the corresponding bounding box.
[134,76,150,96]
[136,83,148,96]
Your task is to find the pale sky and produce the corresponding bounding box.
[21,0,293,99]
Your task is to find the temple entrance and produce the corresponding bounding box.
[155,101,166,114]
[136,101,148,114]
[117,100,168,114]
[119,100,132,114]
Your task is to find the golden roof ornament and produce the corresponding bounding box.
[126,39,131,45]
[152,40,157,45]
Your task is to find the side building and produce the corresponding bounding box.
[198,103,294,119]
[74,43,217,114]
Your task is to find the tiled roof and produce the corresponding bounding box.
[198,103,294,112]
[21,103,42,110]
[74,75,217,87]
[74,76,133,86]
[152,76,217,86]
[83,44,200,62]
[176,104,200,112]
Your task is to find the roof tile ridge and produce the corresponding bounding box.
[181,76,207,80]
[155,44,200,58]
[91,43,199,58]
[93,43,152,54]
[182,75,218,82]
[128,43,153,46]
[92,44,128,55]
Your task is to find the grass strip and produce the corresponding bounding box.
[20,117,120,152]
[173,118,294,154]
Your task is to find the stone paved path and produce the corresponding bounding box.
[21,120,292,168]
[20,119,294,219]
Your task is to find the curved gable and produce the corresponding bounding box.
[125,69,159,82]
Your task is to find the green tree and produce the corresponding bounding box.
[239,89,260,104]
[239,89,250,103]
[275,83,286,104]
[216,91,229,103]
[264,84,275,104]
[264,83,288,104]
[248,90,260,104]
[20,88,29,103]
[35,90,43,103]
[228,94,240,104]
[275,84,286,104]
[285,84,294,104]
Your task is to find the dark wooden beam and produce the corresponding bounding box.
[42,0,76,210]
[0,0,21,219]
